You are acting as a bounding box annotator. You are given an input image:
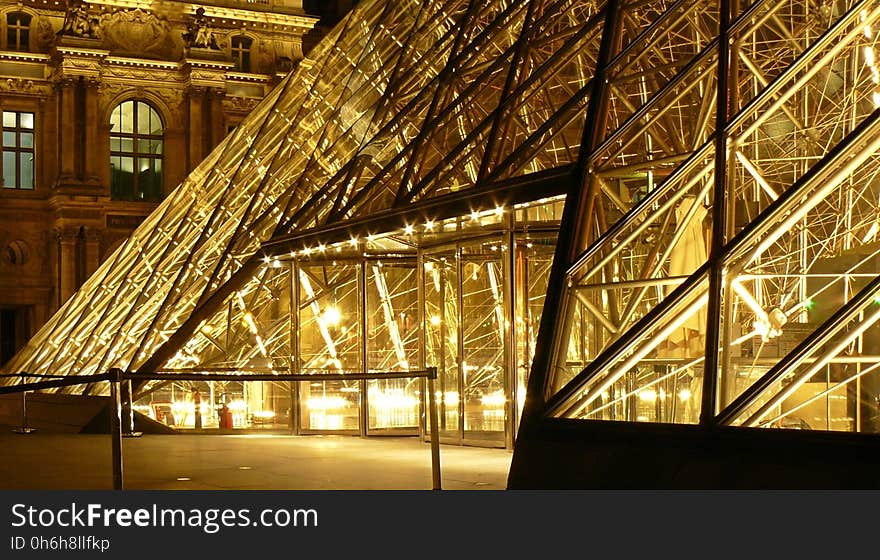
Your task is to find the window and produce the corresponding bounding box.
[6,12,30,52]
[2,111,34,190]
[231,35,253,72]
[110,100,163,202]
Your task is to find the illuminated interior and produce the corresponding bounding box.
[4,0,880,449]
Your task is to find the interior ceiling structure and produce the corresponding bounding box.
[5,0,880,447]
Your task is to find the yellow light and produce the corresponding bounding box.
[323,305,342,326]
[443,391,460,405]
[678,388,692,402]
[865,45,875,67]
[349,237,359,247]
[306,396,347,410]
[494,206,504,216]
[424,261,434,271]
[430,315,441,326]
[242,312,258,334]
[638,389,657,402]
[470,211,479,221]
[480,390,506,407]
[873,91,880,109]
[404,225,414,235]
[424,220,435,231]
[369,388,418,409]
[252,410,276,419]
[228,399,247,412]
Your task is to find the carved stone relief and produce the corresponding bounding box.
[99,9,182,60]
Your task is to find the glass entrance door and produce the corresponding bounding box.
[424,251,461,442]
[365,260,419,434]
[297,262,361,433]
[460,242,506,445]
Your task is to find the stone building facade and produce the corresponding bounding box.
[0,0,319,365]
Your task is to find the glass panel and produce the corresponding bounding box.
[514,232,556,424]
[424,251,460,438]
[148,105,163,135]
[20,132,32,149]
[365,261,419,431]
[3,132,15,147]
[137,102,152,135]
[2,151,15,188]
[138,157,162,201]
[725,283,880,434]
[298,262,361,431]
[726,5,880,246]
[461,241,506,441]
[2,111,15,128]
[19,112,33,129]
[19,152,32,189]
[110,105,121,132]
[552,274,710,423]
[119,101,134,133]
[111,155,134,200]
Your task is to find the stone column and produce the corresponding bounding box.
[57,228,78,305]
[57,79,77,181]
[84,228,101,278]
[84,78,100,183]
[187,86,204,172]
[209,87,226,152]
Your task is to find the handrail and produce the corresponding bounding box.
[2,367,442,491]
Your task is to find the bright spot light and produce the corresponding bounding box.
[430,315,441,326]
[323,305,342,326]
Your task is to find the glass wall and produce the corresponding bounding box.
[143,198,562,446]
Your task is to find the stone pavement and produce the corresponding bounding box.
[0,432,512,490]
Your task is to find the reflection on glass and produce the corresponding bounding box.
[298,262,361,431]
[366,261,419,430]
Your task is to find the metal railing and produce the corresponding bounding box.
[0,367,442,490]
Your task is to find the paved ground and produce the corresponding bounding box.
[0,432,512,490]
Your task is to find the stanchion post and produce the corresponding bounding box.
[122,378,142,438]
[109,369,124,490]
[13,379,35,434]
[127,379,134,434]
[426,367,442,490]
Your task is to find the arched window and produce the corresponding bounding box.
[231,35,253,72]
[6,12,31,52]
[109,100,163,202]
